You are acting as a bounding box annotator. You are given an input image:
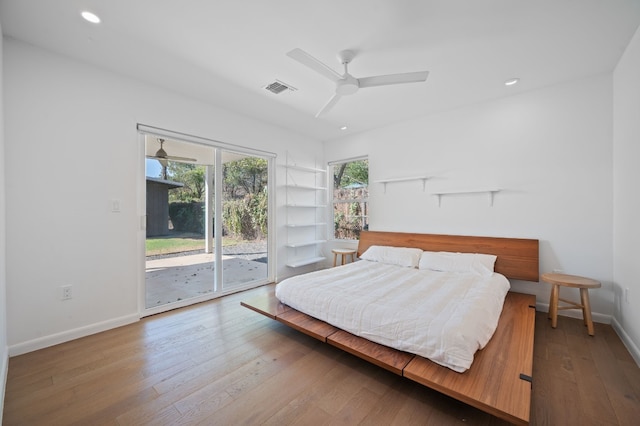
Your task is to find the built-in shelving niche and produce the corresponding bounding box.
[284,155,327,268]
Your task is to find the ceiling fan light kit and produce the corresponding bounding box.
[287,48,429,117]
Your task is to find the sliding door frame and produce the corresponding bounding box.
[137,124,276,317]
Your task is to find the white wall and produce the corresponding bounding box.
[0,22,8,423]
[3,38,323,354]
[325,75,614,320]
[613,25,640,364]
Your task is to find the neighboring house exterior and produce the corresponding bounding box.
[146,177,183,237]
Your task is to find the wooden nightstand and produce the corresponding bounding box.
[332,248,356,267]
[542,272,601,336]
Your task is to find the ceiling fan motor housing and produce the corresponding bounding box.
[336,75,359,95]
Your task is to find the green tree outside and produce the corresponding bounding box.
[166,163,206,202]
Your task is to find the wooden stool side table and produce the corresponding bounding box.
[542,272,601,336]
[332,249,356,267]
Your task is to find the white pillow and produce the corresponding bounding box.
[360,245,423,268]
[419,251,497,276]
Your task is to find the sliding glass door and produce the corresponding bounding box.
[143,132,272,313]
[218,151,269,290]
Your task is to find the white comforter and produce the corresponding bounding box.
[275,260,510,372]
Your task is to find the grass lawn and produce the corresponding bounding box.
[146,234,243,256]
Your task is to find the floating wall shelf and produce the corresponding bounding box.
[286,256,327,268]
[432,189,501,207]
[285,239,327,248]
[374,176,431,193]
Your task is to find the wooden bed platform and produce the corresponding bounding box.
[242,231,539,425]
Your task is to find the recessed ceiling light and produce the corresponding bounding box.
[81,11,101,24]
[505,78,520,86]
[340,126,348,130]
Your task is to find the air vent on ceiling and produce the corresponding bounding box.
[264,79,297,94]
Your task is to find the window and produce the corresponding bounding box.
[331,158,369,240]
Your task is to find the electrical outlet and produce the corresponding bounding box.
[61,285,72,300]
[625,287,630,304]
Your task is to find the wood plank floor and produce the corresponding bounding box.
[3,284,640,425]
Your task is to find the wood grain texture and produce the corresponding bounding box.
[403,292,536,426]
[327,330,414,376]
[358,230,540,282]
[276,309,339,342]
[532,311,640,425]
[541,273,601,288]
[240,287,291,319]
[243,291,536,425]
[4,285,639,425]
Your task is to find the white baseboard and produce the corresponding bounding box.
[611,317,640,368]
[1,344,8,423]
[535,302,612,324]
[8,314,139,357]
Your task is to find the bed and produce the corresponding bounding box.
[242,231,539,425]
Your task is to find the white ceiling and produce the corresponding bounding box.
[2,0,640,142]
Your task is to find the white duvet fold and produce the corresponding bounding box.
[275,260,510,372]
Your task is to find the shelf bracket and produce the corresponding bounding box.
[489,190,497,207]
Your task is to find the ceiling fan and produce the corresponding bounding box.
[287,48,429,117]
[146,138,196,163]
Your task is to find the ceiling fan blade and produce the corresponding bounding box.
[358,71,429,88]
[145,154,197,163]
[287,48,342,82]
[166,155,197,162]
[315,93,342,118]
[148,139,197,163]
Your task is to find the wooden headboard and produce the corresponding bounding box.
[357,231,539,282]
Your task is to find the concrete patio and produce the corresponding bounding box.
[145,243,267,308]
